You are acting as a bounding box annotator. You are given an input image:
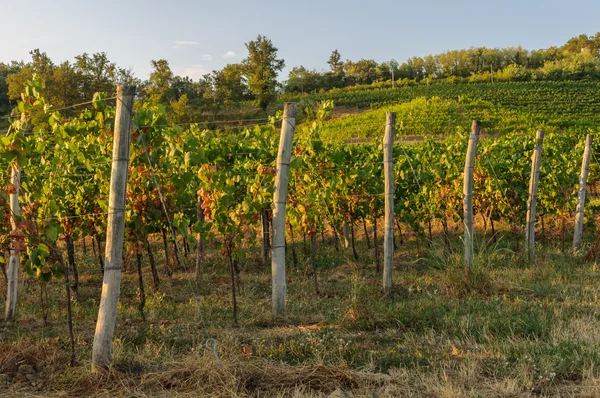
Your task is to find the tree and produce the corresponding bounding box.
[6,50,55,101]
[561,34,598,57]
[243,35,285,110]
[74,52,119,99]
[146,59,174,105]
[203,63,248,116]
[0,62,23,118]
[400,57,425,80]
[328,50,344,75]
[285,66,325,94]
[377,59,399,84]
[50,61,80,107]
[343,59,378,85]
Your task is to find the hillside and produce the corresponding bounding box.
[280,80,600,141]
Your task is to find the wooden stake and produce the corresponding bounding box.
[383,112,395,294]
[526,129,544,260]
[271,102,297,315]
[92,85,136,368]
[463,121,480,268]
[573,134,593,250]
[342,221,350,248]
[5,166,21,320]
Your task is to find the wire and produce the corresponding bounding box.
[0,96,117,120]
[50,96,117,113]
[136,119,273,130]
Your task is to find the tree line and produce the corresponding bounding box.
[0,35,285,125]
[285,33,600,94]
[2,32,600,125]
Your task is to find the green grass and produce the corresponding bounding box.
[3,223,600,396]
[318,96,550,141]
[284,80,600,128]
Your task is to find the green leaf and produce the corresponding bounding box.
[45,225,59,242]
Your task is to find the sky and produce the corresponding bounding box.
[1,0,599,81]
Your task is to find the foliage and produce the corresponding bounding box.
[243,35,285,110]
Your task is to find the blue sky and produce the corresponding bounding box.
[1,0,599,80]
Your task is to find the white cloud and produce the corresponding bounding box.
[174,40,200,48]
[200,54,213,61]
[172,65,211,80]
[223,50,236,58]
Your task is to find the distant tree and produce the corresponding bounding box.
[285,66,328,94]
[171,75,199,100]
[0,61,23,117]
[6,49,55,101]
[400,57,425,80]
[170,93,190,122]
[243,35,285,110]
[423,55,439,78]
[344,59,379,85]
[146,59,174,105]
[328,50,344,75]
[74,52,119,98]
[204,63,249,115]
[50,61,80,106]
[377,59,399,83]
[561,34,598,57]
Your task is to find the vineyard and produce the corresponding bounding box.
[3,76,600,397]
[284,80,600,133]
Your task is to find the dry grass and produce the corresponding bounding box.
[3,222,600,396]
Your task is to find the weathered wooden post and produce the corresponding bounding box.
[463,121,480,268]
[526,129,544,260]
[5,166,21,320]
[272,102,297,315]
[92,85,136,368]
[573,134,593,250]
[383,112,396,294]
[342,221,350,248]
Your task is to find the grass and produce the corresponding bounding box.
[3,222,600,396]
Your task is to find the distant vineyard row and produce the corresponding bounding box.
[282,81,600,129]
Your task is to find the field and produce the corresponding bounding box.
[5,226,600,397]
[283,81,600,130]
[3,79,600,397]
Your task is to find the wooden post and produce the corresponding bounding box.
[383,112,395,294]
[342,221,350,248]
[271,102,297,315]
[91,85,136,368]
[526,129,544,260]
[5,166,21,320]
[463,121,480,268]
[573,134,593,250]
